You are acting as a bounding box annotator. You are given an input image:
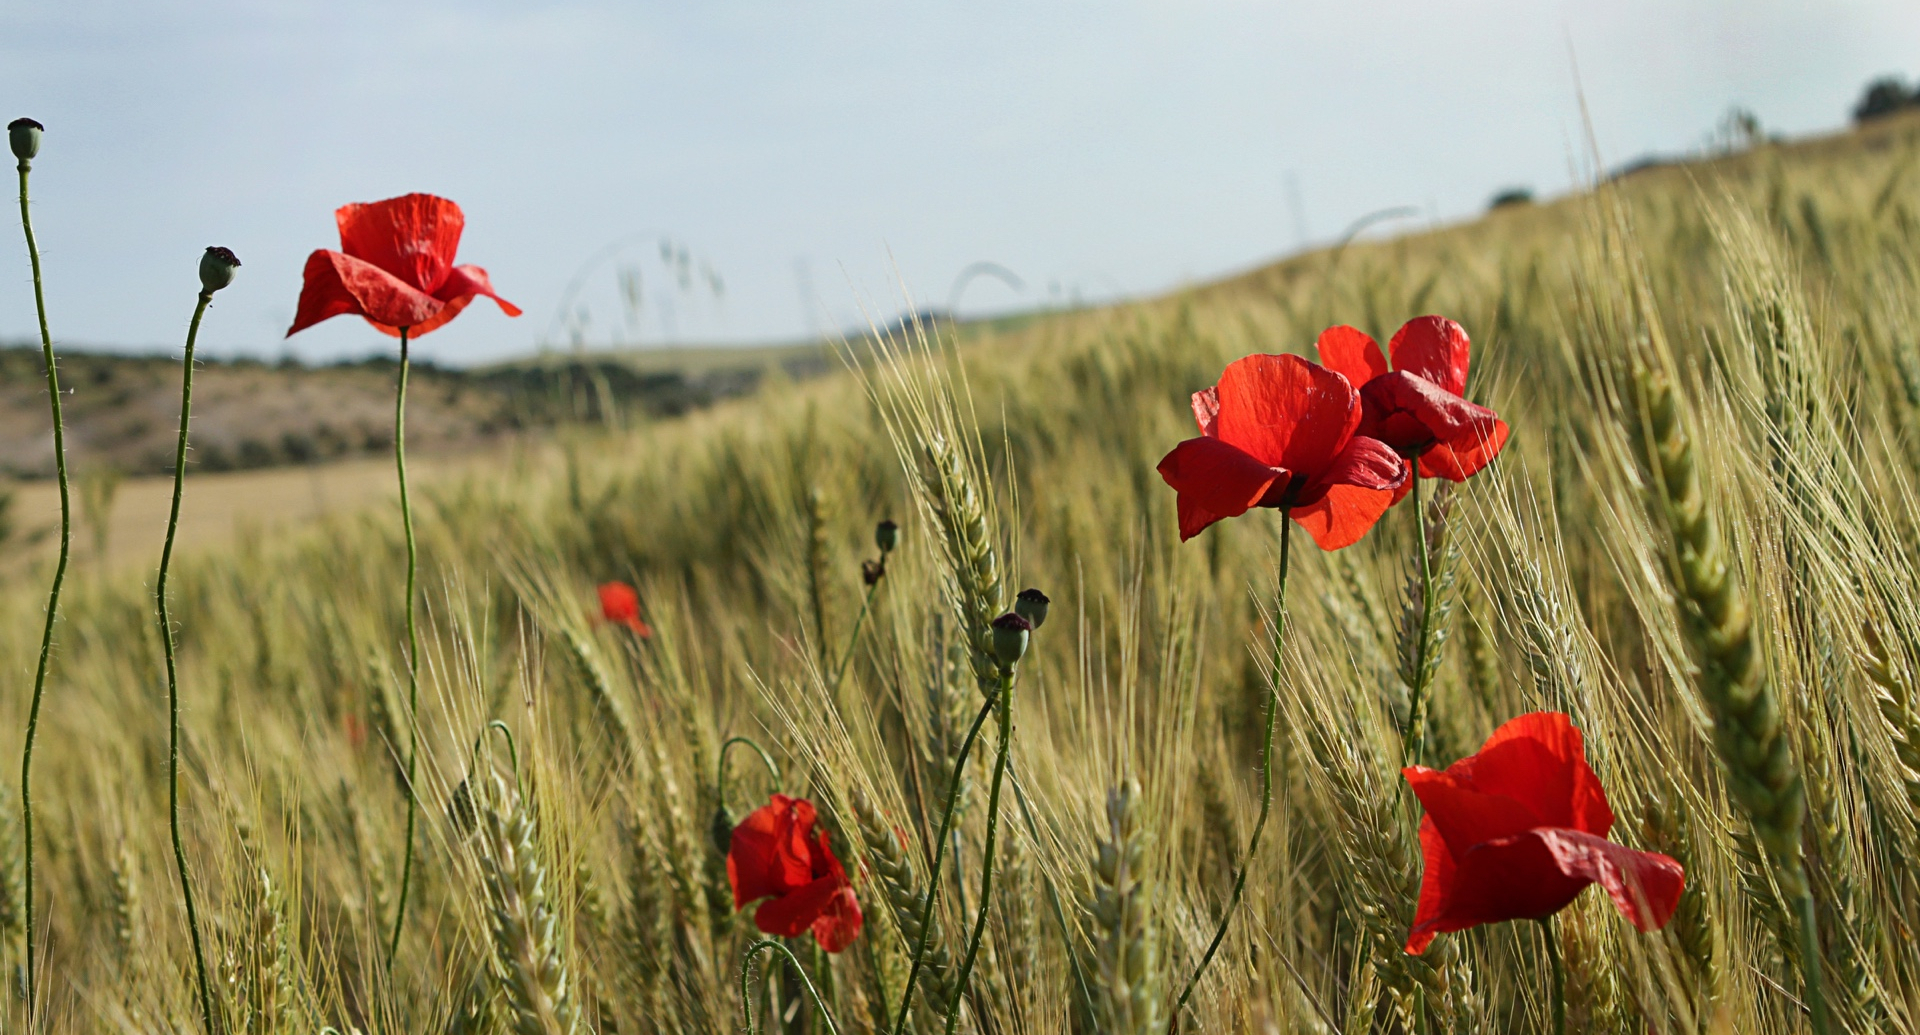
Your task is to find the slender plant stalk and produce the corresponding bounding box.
[16,156,73,1018]
[1540,918,1565,1035]
[386,326,421,973]
[717,735,781,809]
[943,669,1015,1035]
[890,696,996,1035]
[829,580,881,695]
[159,291,218,1035]
[741,938,841,1035]
[1170,516,1293,1024]
[1401,472,1438,766]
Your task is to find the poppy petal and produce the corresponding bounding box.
[728,795,817,907]
[1288,483,1395,550]
[336,193,464,294]
[1157,437,1285,524]
[288,250,447,336]
[1530,827,1686,933]
[1420,417,1510,481]
[434,263,524,316]
[1388,316,1472,396]
[1449,712,1614,836]
[1176,493,1226,542]
[810,884,864,952]
[1403,765,1546,858]
[1191,386,1221,436]
[1212,353,1360,475]
[1316,325,1389,389]
[753,873,843,939]
[1405,830,1593,948]
[1406,816,1458,954]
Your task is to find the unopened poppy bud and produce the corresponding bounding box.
[1014,587,1050,630]
[861,559,885,586]
[199,246,241,295]
[8,118,42,164]
[875,519,900,554]
[709,804,737,856]
[990,612,1032,668]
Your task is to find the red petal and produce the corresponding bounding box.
[1403,765,1545,859]
[810,884,864,952]
[1388,316,1471,396]
[286,250,370,336]
[1211,354,1360,475]
[413,264,524,337]
[1406,816,1456,954]
[1420,417,1510,481]
[1449,712,1614,836]
[1531,828,1686,933]
[1316,325,1388,389]
[288,250,447,335]
[599,582,640,623]
[728,795,817,908]
[1288,483,1395,550]
[753,873,843,939]
[1176,493,1225,541]
[336,193,465,294]
[1191,386,1220,436]
[1157,437,1284,524]
[1405,829,1592,947]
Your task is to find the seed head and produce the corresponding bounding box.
[875,519,900,554]
[1014,587,1051,630]
[8,118,42,164]
[199,246,241,295]
[990,612,1032,669]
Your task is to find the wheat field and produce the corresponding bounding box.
[3,111,1920,1034]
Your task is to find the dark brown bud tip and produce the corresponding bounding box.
[199,246,242,295]
[990,612,1032,668]
[1014,587,1050,629]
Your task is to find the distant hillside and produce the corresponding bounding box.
[0,343,835,479]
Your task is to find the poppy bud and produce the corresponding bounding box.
[8,118,42,164]
[199,246,241,296]
[1014,587,1051,630]
[990,612,1032,669]
[709,804,737,856]
[446,778,478,836]
[875,519,900,554]
[861,559,885,586]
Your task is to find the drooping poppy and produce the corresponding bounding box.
[1157,353,1407,549]
[597,582,653,638]
[286,193,522,338]
[1315,316,1509,495]
[727,794,864,952]
[1402,712,1685,954]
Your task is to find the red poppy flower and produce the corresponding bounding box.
[727,794,864,952]
[1315,317,1508,495]
[596,582,653,638]
[1402,712,1685,954]
[1156,353,1407,549]
[286,193,522,339]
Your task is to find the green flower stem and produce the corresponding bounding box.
[828,578,881,697]
[1539,917,1565,1035]
[889,694,996,1035]
[741,938,841,1035]
[942,668,1015,1035]
[159,290,218,1035]
[717,735,782,810]
[385,326,420,974]
[16,157,73,1017]
[1170,516,1293,1025]
[1401,472,1437,767]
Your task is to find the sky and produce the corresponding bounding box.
[1,1,1916,366]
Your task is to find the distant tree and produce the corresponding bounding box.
[1488,187,1534,210]
[1854,77,1915,122]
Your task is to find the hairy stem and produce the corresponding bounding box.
[717,735,781,811]
[159,291,217,1035]
[385,326,420,973]
[17,159,73,1018]
[829,580,881,697]
[1401,472,1437,766]
[741,938,841,1035]
[943,669,1015,1035]
[1540,917,1565,1035]
[1170,515,1293,1024]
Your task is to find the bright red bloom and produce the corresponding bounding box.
[286,193,522,339]
[1156,353,1406,549]
[1402,712,1685,954]
[597,582,653,638]
[727,794,863,952]
[1315,317,1508,495]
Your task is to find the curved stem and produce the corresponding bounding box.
[469,720,520,787]
[740,938,842,1035]
[1170,516,1293,1025]
[159,292,217,1035]
[889,695,997,1035]
[1400,472,1437,767]
[385,327,420,974]
[942,669,1014,1035]
[1539,917,1565,1035]
[717,735,782,813]
[17,160,73,1019]
[829,579,881,697]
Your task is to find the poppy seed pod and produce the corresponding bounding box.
[1014,587,1051,630]
[199,246,241,296]
[710,804,738,856]
[8,118,42,163]
[875,519,900,554]
[990,612,1032,669]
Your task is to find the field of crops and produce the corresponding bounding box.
[3,110,1920,1034]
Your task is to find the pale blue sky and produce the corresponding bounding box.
[2,1,1915,364]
